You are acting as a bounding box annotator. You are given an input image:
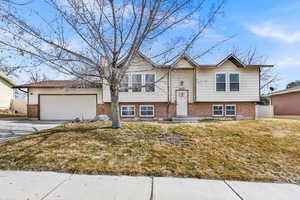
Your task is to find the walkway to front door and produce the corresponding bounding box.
[176,90,188,116]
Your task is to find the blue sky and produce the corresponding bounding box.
[6,0,300,90]
[202,0,300,90]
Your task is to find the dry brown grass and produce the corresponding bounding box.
[0,112,27,118]
[0,119,299,183]
[275,115,300,120]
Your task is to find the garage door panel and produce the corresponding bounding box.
[40,95,96,120]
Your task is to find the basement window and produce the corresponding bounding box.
[121,105,135,117]
[225,105,236,116]
[140,105,154,117]
[213,105,223,116]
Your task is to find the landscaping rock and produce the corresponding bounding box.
[93,115,110,121]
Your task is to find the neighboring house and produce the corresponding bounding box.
[268,87,300,115]
[0,72,15,110]
[14,53,273,120]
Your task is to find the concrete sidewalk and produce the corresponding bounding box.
[0,171,299,200]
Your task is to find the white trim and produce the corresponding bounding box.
[215,73,226,92]
[120,105,135,117]
[225,104,236,116]
[139,105,155,117]
[212,104,224,116]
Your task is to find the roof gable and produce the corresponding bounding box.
[217,54,246,68]
[170,54,198,69]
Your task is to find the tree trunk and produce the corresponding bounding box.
[110,85,122,128]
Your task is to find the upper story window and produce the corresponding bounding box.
[216,73,226,91]
[130,73,156,93]
[132,74,142,92]
[120,74,129,92]
[145,74,155,92]
[229,73,240,91]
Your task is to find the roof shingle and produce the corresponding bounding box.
[14,80,101,88]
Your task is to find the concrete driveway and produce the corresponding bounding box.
[0,119,65,142]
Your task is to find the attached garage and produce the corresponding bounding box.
[39,95,97,120]
[14,80,103,120]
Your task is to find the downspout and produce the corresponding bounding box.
[258,67,261,103]
[193,66,197,102]
[167,69,171,119]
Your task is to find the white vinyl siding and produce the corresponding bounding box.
[170,69,194,103]
[121,105,135,117]
[196,60,260,102]
[102,54,168,102]
[140,105,154,117]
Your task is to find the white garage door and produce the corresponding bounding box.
[40,95,96,120]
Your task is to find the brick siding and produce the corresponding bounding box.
[98,102,255,119]
[27,104,38,118]
[188,102,255,119]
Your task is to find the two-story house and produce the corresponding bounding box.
[15,52,273,120]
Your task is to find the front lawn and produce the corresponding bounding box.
[0,113,27,118]
[0,120,299,183]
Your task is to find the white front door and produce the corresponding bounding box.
[176,90,188,116]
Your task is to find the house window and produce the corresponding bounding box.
[120,74,129,92]
[216,73,226,91]
[230,73,240,91]
[225,105,236,116]
[121,105,135,117]
[132,74,142,92]
[213,105,223,116]
[140,105,154,117]
[145,74,155,92]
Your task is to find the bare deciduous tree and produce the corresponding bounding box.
[0,0,227,128]
[231,47,279,94]
[0,58,20,77]
[29,71,48,83]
